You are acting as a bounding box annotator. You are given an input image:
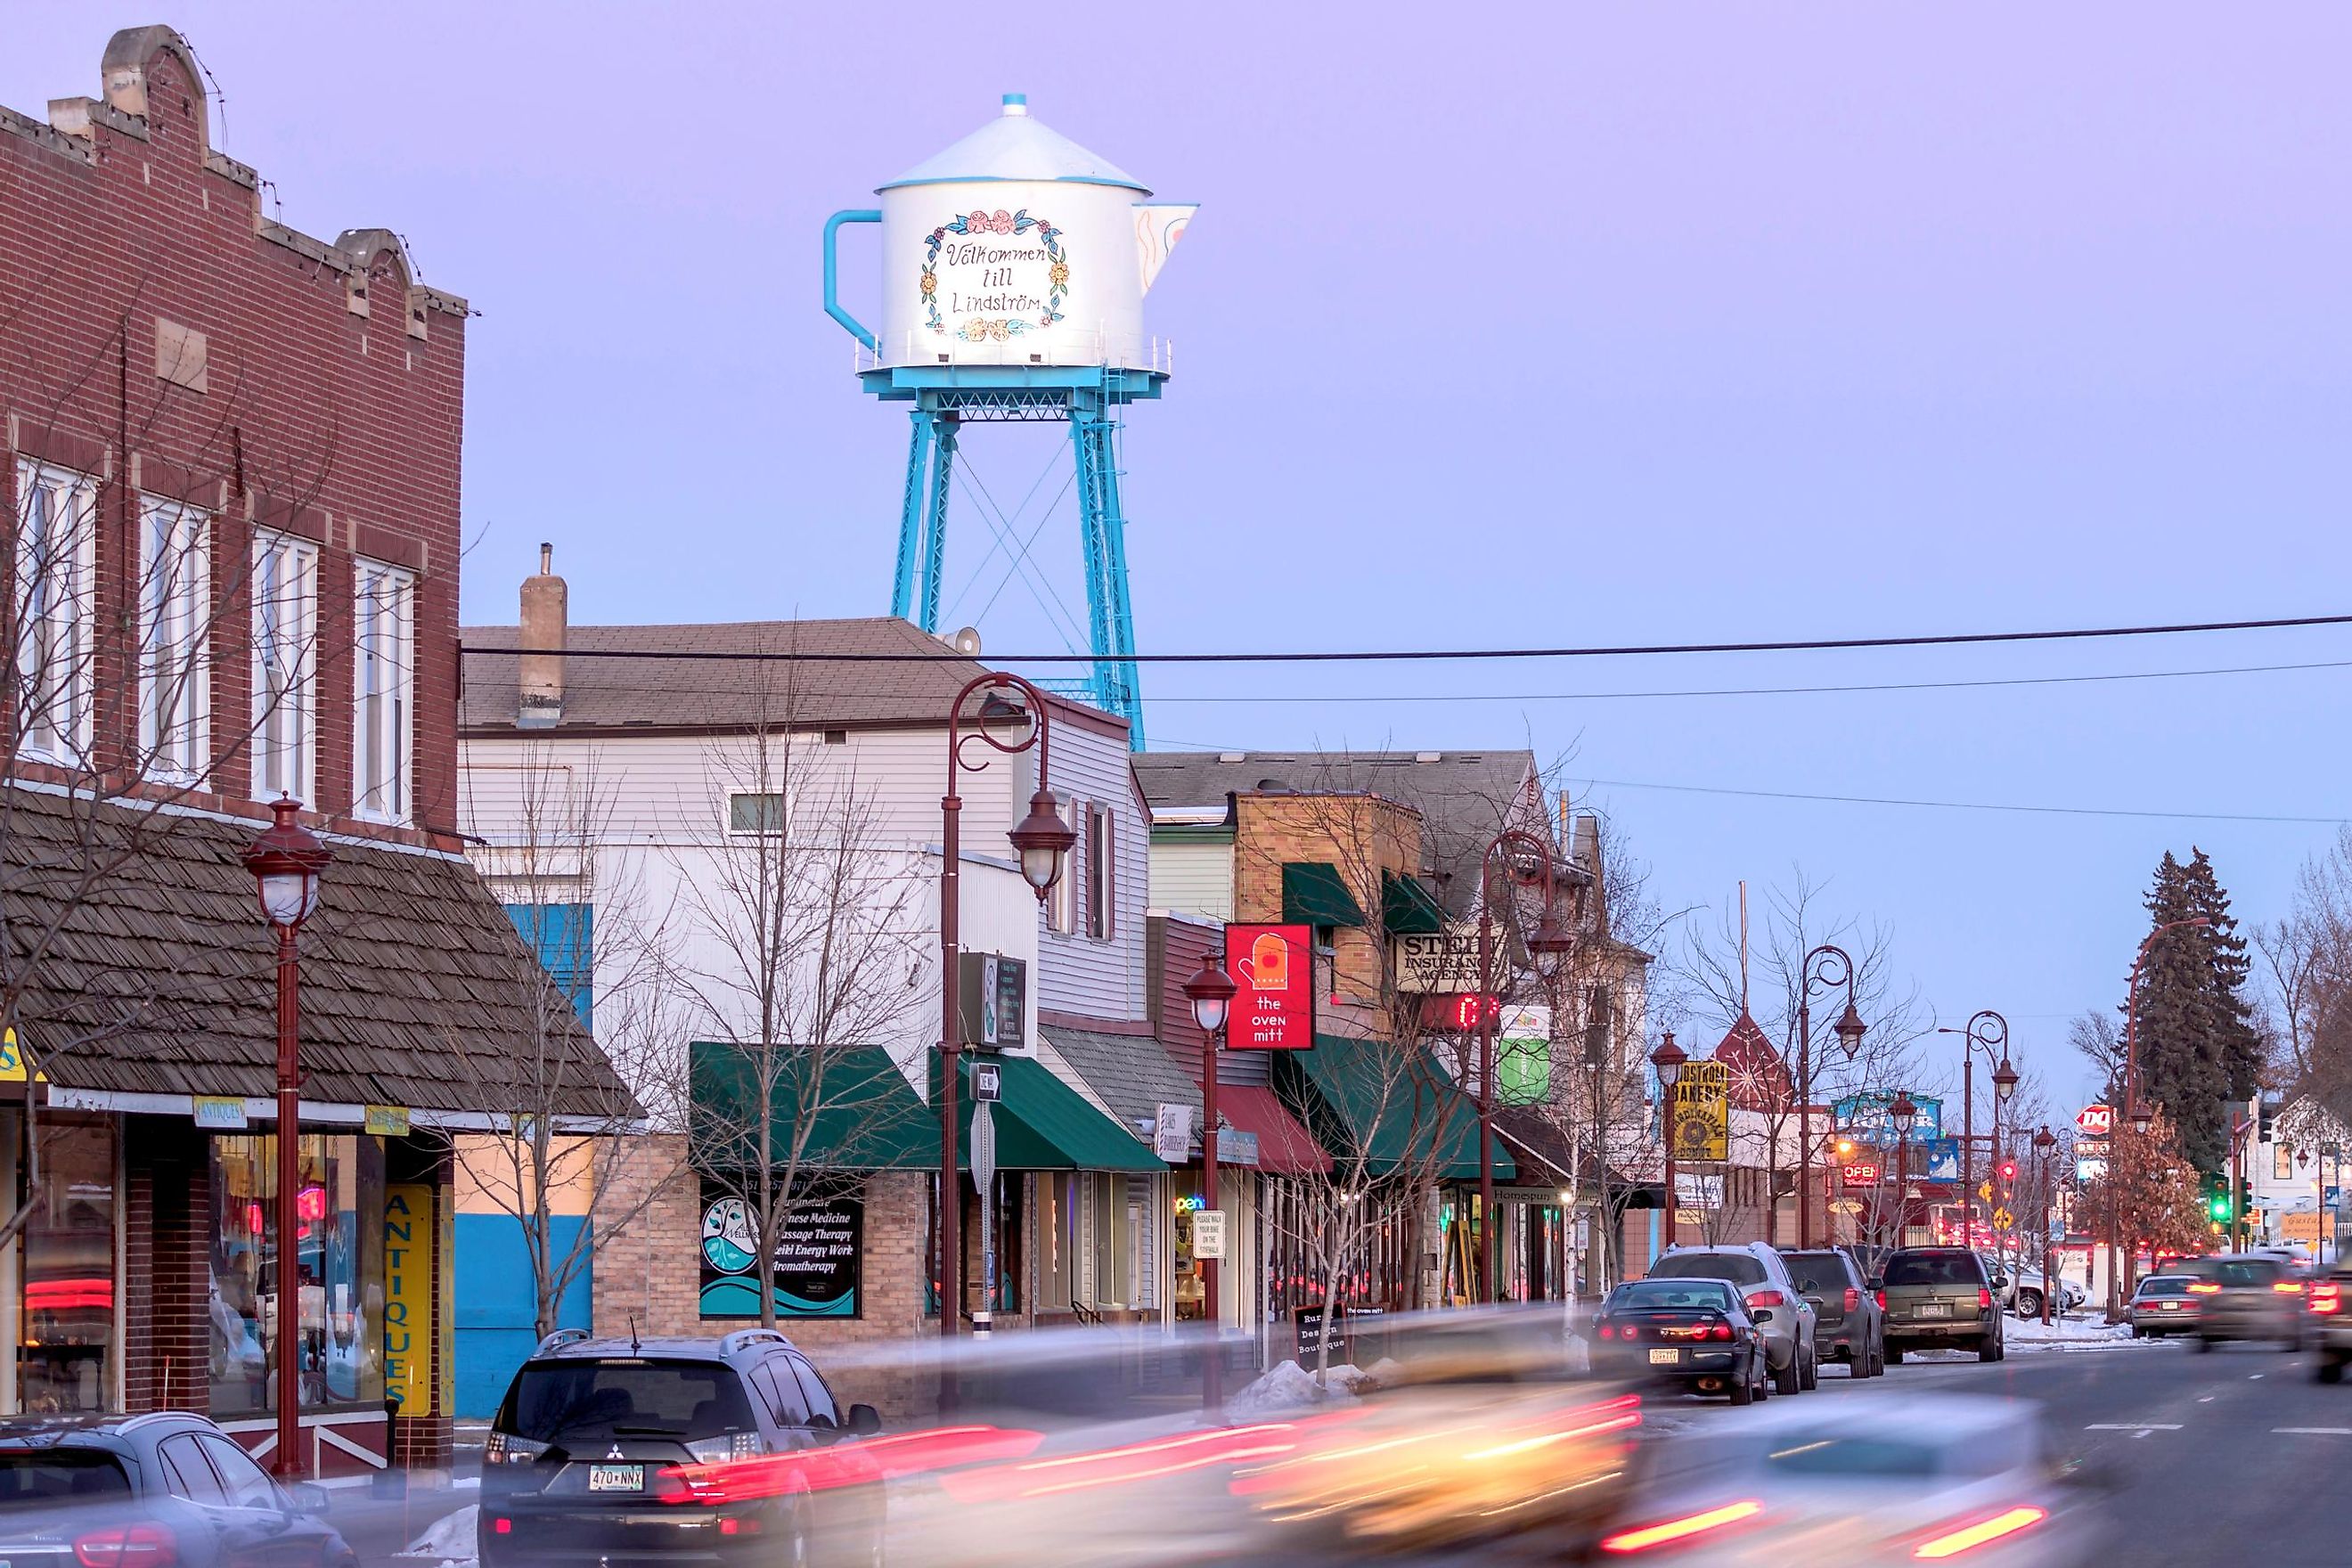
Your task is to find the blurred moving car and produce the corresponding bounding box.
[2127,1274,2203,1338]
[1592,1279,1771,1403]
[1599,1401,2097,1561]
[1644,1245,1819,1394]
[0,1411,355,1568]
[2307,1268,2352,1382]
[478,1327,886,1568]
[1878,1248,2005,1363]
[2176,1253,2304,1352]
[1597,1394,2102,1564]
[1231,1307,1640,1559]
[1780,1250,1884,1378]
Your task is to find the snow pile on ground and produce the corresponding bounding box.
[398,1503,478,1568]
[2009,1314,2144,1350]
[1227,1358,1369,1414]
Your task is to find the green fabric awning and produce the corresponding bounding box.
[690,1041,933,1170]
[1283,862,1366,927]
[1381,870,1448,935]
[935,1053,1164,1172]
[689,1044,1159,1172]
[1278,1034,1509,1180]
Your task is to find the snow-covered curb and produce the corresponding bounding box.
[398,1502,478,1568]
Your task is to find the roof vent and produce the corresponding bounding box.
[1218,751,1245,764]
[1002,92,1029,117]
[1414,751,1442,763]
[1256,778,1294,793]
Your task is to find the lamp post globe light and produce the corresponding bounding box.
[1651,1034,1688,1251]
[1182,951,1237,1405]
[937,674,1072,1347]
[240,797,331,1479]
[1470,828,1578,1303]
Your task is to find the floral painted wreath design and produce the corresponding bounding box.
[920,208,1068,340]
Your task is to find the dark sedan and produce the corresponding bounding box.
[0,1411,355,1568]
[1591,1279,1771,1403]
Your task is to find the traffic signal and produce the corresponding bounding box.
[2205,1173,2233,1226]
[1998,1160,2017,1183]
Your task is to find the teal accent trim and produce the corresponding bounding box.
[822,208,882,349]
[892,412,929,621]
[1069,402,1143,747]
[921,415,956,632]
[699,1279,857,1319]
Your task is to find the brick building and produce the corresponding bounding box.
[0,28,618,1472]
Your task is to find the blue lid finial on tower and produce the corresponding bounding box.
[1001,92,1028,116]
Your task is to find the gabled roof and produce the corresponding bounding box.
[460,617,996,734]
[1712,1010,1793,1113]
[1134,750,1551,917]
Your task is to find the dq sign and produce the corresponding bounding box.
[2077,1103,2113,1137]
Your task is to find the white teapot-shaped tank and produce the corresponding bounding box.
[828,94,1194,371]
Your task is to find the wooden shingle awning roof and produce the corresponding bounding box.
[3,788,629,1118]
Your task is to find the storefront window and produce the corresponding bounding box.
[1038,1174,1079,1312]
[19,1115,117,1413]
[208,1134,385,1417]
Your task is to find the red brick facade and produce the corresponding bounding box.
[1,26,468,848]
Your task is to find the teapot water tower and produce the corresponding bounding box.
[825,94,1194,747]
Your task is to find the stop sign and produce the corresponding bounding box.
[2077,1103,2113,1136]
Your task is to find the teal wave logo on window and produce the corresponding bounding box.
[700,1198,757,1275]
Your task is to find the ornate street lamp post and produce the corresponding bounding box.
[1795,946,1866,1250]
[1889,1090,1919,1250]
[937,674,1074,1342]
[1183,951,1236,1405]
[1651,1035,1688,1252]
[1936,1010,2016,1247]
[2033,1125,2058,1326]
[241,797,331,1479]
[1472,829,1576,1302]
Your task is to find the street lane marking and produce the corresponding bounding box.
[2273,1427,2352,1435]
[2197,1396,2216,1402]
[2250,1374,2265,1380]
[2084,1424,2182,1431]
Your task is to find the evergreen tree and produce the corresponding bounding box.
[2179,846,2266,1101]
[2127,853,2232,1173]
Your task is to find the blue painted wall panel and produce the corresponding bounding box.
[453,1212,592,1418]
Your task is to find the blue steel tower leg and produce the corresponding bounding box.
[1069,400,1144,749]
[891,412,932,623]
[919,413,957,634]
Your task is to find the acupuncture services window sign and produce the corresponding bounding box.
[698,1182,862,1319]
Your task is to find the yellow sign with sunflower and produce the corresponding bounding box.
[1670,1059,1731,1162]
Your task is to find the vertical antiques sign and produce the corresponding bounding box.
[1226,924,1315,1049]
[1670,1060,1731,1161]
[383,1183,434,1414]
[698,1185,863,1319]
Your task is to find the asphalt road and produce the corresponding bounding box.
[1670,1333,2351,1567]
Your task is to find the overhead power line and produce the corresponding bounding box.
[457,608,2352,667]
[1571,776,2349,827]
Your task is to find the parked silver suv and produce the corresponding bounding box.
[1643,1243,1820,1395]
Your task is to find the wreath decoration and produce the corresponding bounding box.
[921,208,1068,340]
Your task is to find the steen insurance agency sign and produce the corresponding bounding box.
[698,1184,862,1319]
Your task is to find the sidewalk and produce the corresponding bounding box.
[320,1427,486,1568]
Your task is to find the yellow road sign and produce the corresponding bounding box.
[1994,1207,2014,1230]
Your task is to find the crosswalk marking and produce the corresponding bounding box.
[2273,1426,2352,1435]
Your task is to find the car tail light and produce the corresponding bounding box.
[490,1518,512,1536]
[72,1526,176,1568]
[1746,1290,1786,1309]
[1597,1319,1615,1339]
[1709,1320,1734,1341]
[1912,1505,2047,1559]
[685,1432,764,1464]
[2312,1286,2341,1316]
[1874,1289,1886,1311]
[1600,1499,1765,1554]
[485,1431,549,1466]
[2274,1281,2306,1294]
[1843,1286,1860,1313]
[2187,1282,2221,1294]
[1978,1288,1993,1311]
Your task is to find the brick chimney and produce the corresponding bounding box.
[519,543,566,728]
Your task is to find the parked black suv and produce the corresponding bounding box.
[0,1411,355,1568]
[480,1328,887,1567]
[1781,1248,1885,1377]
[1879,1247,2005,1362]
